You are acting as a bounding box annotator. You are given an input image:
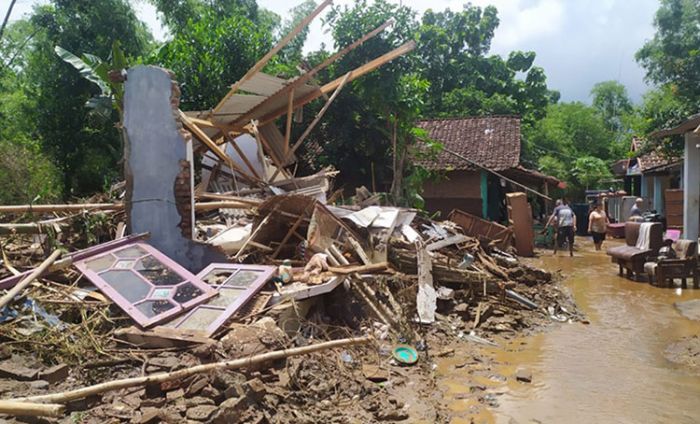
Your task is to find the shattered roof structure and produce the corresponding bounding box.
[416,116,521,172]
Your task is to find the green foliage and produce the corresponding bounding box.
[636,0,700,110]
[590,80,633,133]
[152,3,275,110]
[416,5,557,125]
[21,0,152,196]
[572,156,612,190]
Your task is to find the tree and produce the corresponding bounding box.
[590,80,633,133]
[301,0,428,205]
[572,156,612,190]
[636,0,700,109]
[525,102,612,162]
[151,1,276,110]
[416,5,558,125]
[23,0,152,196]
[0,21,61,203]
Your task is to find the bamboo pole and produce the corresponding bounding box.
[14,336,371,404]
[0,250,61,310]
[0,400,64,418]
[0,202,255,214]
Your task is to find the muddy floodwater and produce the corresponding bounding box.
[438,239,700,424]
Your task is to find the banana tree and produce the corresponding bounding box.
[54,40,128,121]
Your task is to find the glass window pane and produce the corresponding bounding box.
[176,308,221,331]
[135,255,182,286]
[85,255,115,272]
[208,288,244,307]
[136,300,175,318]
[100,270,150,303]
[114,260,135,269]
[224,270,259,288]
[201,270,233,287]
[114,245,148,258]
[173,283,204,304]
[152,288,172,298]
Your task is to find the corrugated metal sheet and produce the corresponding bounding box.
[238,73,288,96]
[259,122,296,166]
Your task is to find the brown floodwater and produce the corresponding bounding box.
[438,238,700,424]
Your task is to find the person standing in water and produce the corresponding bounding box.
[587,202,609,251]
[545,199,576,256]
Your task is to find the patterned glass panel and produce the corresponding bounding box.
[176,308,221,331]
[207,288,243,307]
[114,245,148,258]
[100,270,150,303]
[136,300,175,318]
[224,271,259,288]
[85,255,116,272]
[135,255,182,286]
[173,283,204,304]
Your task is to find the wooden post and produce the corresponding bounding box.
[15,336,371,404]
[0,400,64,418]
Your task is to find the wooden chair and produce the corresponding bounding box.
[645,239,698,288]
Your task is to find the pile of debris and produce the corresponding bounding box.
[0,4,580,421]
[0,189,580,422]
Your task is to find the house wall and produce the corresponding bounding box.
[423,170,483,218]
[684,132,700,240]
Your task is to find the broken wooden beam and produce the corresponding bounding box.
[328,262,390,275]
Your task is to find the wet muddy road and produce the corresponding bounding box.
[438,239,700,424]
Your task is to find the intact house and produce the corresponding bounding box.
[415,116,563,223]
[611,137,682,219]
[649,113,700,241]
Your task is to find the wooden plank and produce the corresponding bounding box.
[284,89,294,156]
[254,41,417,127]
[425,234,470,252]
[211,0,332,114]
[180,112,261,185]
[228,20,392,129]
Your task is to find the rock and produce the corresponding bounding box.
[137,407,161,424]
[208,397,248,423]
[28,380,49,390]
[200,384,221,399]
[453,303,469,313]
[185,396,215,407]
[140,397,166,408]
[243,378,266,402]
[0,361,39,381]
[159,409,184,423]
[186,376,209,397]
[38,363,69,384]
[166,388,185,401]
[185,404,217,421]
[375,408,409,421]
[149,356,179,370]
[362,364,389,382]
[515,369,532,383]
[212,370,246,391]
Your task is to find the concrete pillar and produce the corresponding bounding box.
[683,132,700,240]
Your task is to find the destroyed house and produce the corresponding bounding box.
[416,116,562,222]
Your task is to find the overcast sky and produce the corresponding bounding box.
[8,0,661,103]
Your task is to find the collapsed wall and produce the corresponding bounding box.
[123,65,225,272]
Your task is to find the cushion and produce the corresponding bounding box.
[607,245,650,261]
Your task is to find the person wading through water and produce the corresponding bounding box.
[545,198,577,256]
[588,202,609,251]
